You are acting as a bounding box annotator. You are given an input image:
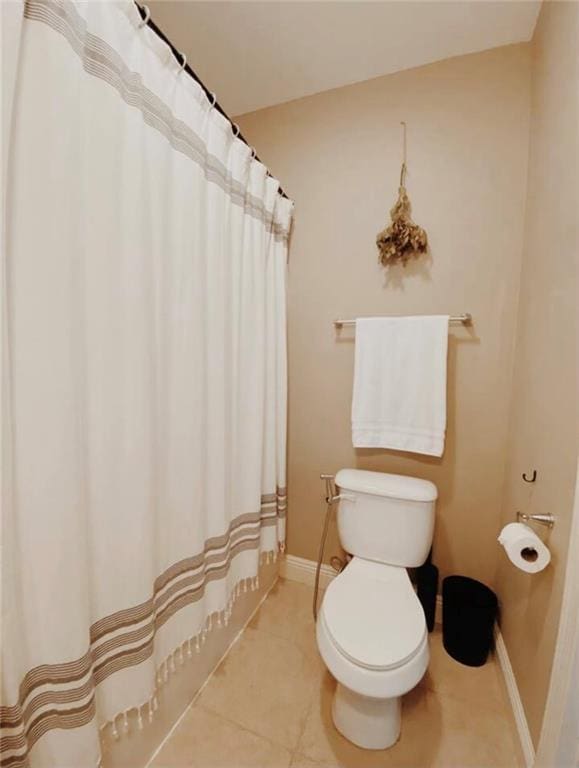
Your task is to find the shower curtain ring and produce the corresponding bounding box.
[209,92,217,110]
[250,147,256,160]
[138,5,150,28]
[232,123,240,138]
[177,52,187,72]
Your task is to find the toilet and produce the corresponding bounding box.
[316,468,437,750]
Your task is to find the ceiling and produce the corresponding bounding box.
[147,1,541,116]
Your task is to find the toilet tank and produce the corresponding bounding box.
[335,469,437,567]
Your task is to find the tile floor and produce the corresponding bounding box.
[151,578,523,768]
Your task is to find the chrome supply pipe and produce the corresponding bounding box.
[313,475,339,621]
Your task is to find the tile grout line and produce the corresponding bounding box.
[292,683,317,758]
[195,703,296,759]
[144,573,280,768]
[197,626,321,756]
[199,581,323,760]
[290,634,323,763]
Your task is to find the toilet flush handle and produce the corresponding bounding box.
[320,474,355,505]
[320,474,338,504]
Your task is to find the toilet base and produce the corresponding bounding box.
[331,682,401,750]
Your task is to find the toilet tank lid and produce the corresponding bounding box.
[335,469,438,502]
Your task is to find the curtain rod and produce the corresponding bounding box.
[134,3,289,201]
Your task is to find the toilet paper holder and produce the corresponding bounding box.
[516,511,555,528]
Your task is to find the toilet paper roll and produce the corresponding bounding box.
[498,522,551,574]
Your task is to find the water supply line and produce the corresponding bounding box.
[313,475,346,620]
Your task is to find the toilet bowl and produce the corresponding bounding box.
[317,557,429,748]
[315,469,437,750]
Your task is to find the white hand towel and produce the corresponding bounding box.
[351,315,449,456]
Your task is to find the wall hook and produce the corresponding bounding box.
[522,469,537,483]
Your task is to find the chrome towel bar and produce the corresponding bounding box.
[333,313,472,329]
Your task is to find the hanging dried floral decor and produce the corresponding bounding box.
[376,123,428,268]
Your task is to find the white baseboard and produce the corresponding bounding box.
[282,555,533,767]
[280,554,337,589]
[494,628,535,768]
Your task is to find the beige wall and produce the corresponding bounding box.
[238,45,531,588]
[496,0,579,748]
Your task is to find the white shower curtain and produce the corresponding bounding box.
[1,2,293,766]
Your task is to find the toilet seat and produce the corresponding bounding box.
[320,558,426,672]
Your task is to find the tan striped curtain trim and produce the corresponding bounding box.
[2,698,97,768]
[0,491,285,766]
[23,0,292,242]
[260,487,287,519]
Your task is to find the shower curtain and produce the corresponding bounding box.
[1,2,293,766]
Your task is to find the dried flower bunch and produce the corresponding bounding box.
[376,176,428,268]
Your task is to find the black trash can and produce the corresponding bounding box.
[442,576,498,667]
